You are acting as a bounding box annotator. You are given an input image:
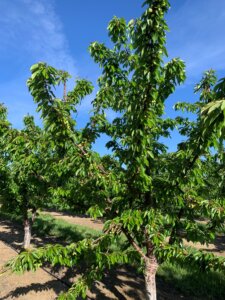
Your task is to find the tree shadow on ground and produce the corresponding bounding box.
[202,235,225,254]
[0,219,23,251]
[49,264,146,300]
[0,279,67,300]
[91,266,145,300]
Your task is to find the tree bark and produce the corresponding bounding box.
[144,255,158,300]
[63,81,67,101]
[23,208,36,250]
[23,218,31,250]
[122,228,158,300]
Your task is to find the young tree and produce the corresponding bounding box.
[0,111,51,249]
[4,1,225,299]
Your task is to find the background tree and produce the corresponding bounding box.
[0,112,51,249]
[0,104,11,208]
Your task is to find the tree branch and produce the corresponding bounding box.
[121,227,146,260]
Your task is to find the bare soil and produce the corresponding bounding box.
[0,212,224,299]
[45,211,104,231]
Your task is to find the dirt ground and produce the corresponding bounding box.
[0,212,224,299]
[0,225,67,300]
[45,211,104,231]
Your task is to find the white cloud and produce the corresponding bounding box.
[167,0,225,79]
[0,0,76,74]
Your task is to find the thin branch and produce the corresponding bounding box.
[121,227,146,260]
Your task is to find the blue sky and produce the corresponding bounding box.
[0,0,225,153]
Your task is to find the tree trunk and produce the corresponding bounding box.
[23,218,31,250]
[144,255,158,300]
[63,81,67,101]
[23,208,36,250]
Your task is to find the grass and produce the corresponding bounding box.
[34,213,100,243]
[158,261,225,299]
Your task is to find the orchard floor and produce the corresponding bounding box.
[0,212,224,300]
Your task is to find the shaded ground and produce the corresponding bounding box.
[0,213,224,299]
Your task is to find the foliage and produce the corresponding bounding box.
[0,112,49,216]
